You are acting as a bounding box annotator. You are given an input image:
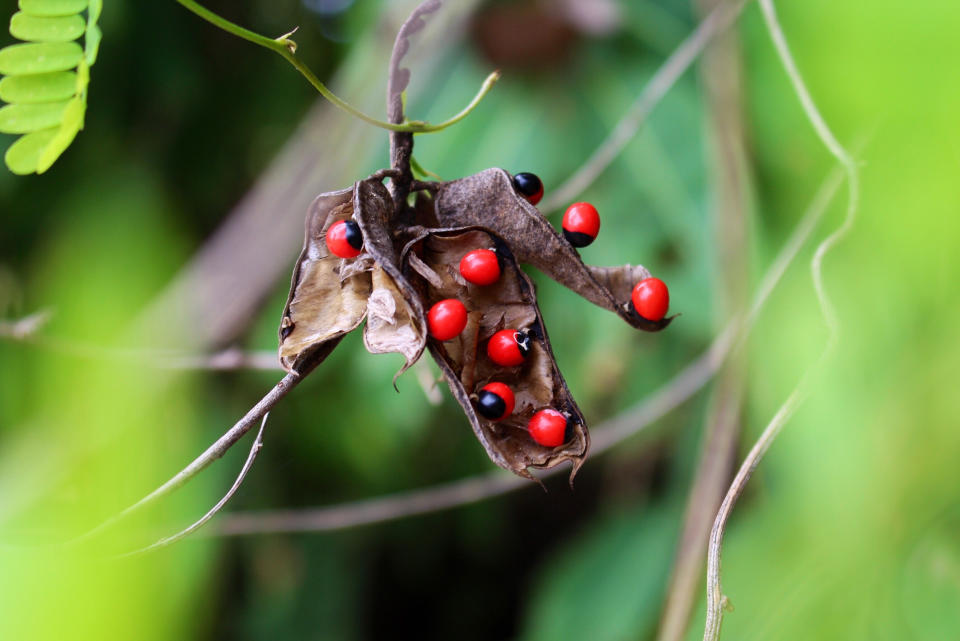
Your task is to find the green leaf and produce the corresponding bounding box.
[18,0,87,18]
[84,23,100,65]
[75,58,88,93]
[0,71,76,103]
[0,100,69,133]
[36,96,83,173]
[3,126,56,174]
[0,42,83,75]
[10,12,86,42]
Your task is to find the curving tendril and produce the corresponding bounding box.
[0,0,101,174]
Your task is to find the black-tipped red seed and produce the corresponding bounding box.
[476,382,515,421]
[562,202,600,248]
[428,299,468,340]
[460,249,501,286]
[631,277,669,321]
[528,409,569,447]
[326,220,363,258]
[513,172,544,205]
[487,329,531,367]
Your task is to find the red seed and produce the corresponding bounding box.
[325,220,363,258]
[460,249,501,286]
[428,299,468,340]
[631,277,669,321]
[561,202,600,248]
[528,409,569,447]
[476,382,515,421]
[487,329,530,367]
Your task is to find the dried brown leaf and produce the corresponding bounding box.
[387,0,443,123]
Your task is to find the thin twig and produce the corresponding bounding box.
[702,2,861,639]
[114,413,271,557]
[210,135,851,538]
[69,372,303,545]
[214,329,732,536]
[540,0,751,213]
[0,326,281,372]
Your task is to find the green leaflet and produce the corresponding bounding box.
[0,71,76,103]
[87,0,101,24]
[37,96,84,173]
[10,13,86,42]
[0,41,83,75]
[2,0,99,173]
[0,100,70,133]
[84,22,100,65]
[4,127,57,175]
[18,0,88,18]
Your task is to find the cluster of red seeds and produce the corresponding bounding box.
[324,173,670,448]
[425,173,670,448]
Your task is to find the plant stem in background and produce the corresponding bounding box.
[658,0,751,636]
[540,0,750,213]
[702,1,862,638]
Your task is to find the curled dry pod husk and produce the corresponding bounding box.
[279,178,426,373]
[402,226,589,482]
[279,186,373,372]
[352,179,427,377]
[432,168,673,332]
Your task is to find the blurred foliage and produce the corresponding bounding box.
[1,0,959,640]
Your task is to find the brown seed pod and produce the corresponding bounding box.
[432,168,673,331]
[279,167,671,482]
[279,177,426,373]
[401,226,589,482]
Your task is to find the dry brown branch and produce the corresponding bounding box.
[0,324,281,372]
[70,372,304,545]
[114,413,270,557]
[702,2,861,639]
[539,0,751,213]
[214,327,734,536]
[658,2,751,636]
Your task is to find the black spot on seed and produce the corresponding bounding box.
[515,330,532,357]
[563,229,594,248]
[343,220,363,250]
[512,172,542,199]
[477,390,507,420]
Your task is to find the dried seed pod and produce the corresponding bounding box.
[352,178,427,375]
[279,186,373,372]
[432,168,673,331]
[279,178,426,373]
[401,226,590,482]
[280,167,672,481]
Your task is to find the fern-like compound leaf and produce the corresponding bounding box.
[1,0,99,174]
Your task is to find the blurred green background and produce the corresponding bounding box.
[1,0,959,640]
